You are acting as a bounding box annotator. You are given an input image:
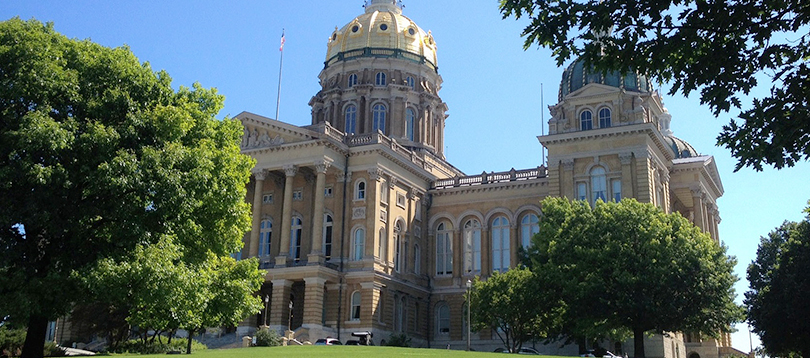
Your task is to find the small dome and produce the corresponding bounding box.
[665,135,698,159]
[559,58,652,101]
[325,0,438,71]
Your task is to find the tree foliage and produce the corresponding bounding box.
[500,0,810,171]
[0,18,255,358]
[526,198,743,358]
[745,206,810,358]
[469,267,564,353]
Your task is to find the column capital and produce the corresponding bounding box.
[388,177,398,189]
[314,160,331,174]
[337,171,352,183]
[619,152,634,165]
[304,277,328,286]
[283,165,298,177]
[367,168,384,181]
[253,169,267,181]
[562,159,575,170]
[271,279,293,287]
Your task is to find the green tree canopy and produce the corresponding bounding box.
[469,267,564,353]
[745,205,810,358]
[500,0,810,171]
[0,18,254,358]
[526,198,742,358]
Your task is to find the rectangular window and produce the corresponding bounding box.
[380,209,387,222]
[262,193,273,204]
[396,193,406,208]
[324,185,333,198]
[577,182,588,201]
[414,200,422,221]
[612,179,622,201]
[292,189,303,201]
[381,180,389,204]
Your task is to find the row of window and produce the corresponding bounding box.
[435,214,539,276]
[261,186,334,205]
[348,290,448,338]
[258,214,334,260]
[577,166,622,205]
[580,108,612,131]
[344,103,416,141]
[346,72,416,90]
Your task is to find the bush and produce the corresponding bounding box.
[43,342,65,357]
[0,327,26,357]
[254,328,281,347]
[385,333,411,347]
[112,338,207,354]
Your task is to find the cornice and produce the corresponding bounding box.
[430,178,547,197]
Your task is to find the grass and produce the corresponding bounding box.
[108,345,570,358]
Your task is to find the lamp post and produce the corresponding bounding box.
[263,295,269,326]
[466,279,472,351]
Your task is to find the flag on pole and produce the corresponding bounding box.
[279,29,286,52]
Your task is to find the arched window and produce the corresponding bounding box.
[323,214,333,259]
[259,219,272,257]
[414,243,421,275]
[463,219,482,273]
[612,179,622,202]
[373,104,386,133]
[375,72,386,86]
[492,216,510,272]
[406,76,415,89]
[405,108,415,141]
[436,222,453,275]
[345,105,357,134]
[599,108,612,128]
[398,296,407,332]
[351,291,361,321]
[436,303,450,335]
[353,228,365,261]
[355,180,366,200]
[291,216,303,261]
[348,73,358,88]
[581,110,593,130]
[590,166,607,205]
[394,221,403,272]
[520,213,539,249]
[577,182,588,201]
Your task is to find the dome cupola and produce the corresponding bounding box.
[324,0,438,71]
[558,58,652,101]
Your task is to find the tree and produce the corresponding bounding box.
[469,267,564,353]
[0,19,254,358]
[526,198,743,358]
[745,205,810,358]
[499,0,810,171]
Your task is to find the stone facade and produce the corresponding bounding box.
[233,1,731,358]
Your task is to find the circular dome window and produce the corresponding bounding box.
[408,28,415,36]
[380,24,388,31]
[352,25,359,33]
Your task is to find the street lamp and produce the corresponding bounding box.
[466,279,472,352]
[263,295,269,326]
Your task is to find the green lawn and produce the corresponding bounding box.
[110,345,569,358]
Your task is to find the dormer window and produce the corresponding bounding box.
[375,72,387,86]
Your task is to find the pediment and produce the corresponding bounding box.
[566,83,622,100]
[236,111,316,150]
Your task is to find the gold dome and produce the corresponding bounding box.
[325,0,438,71]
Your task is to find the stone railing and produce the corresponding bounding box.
[346,132,429,170]
[433,166,547,189]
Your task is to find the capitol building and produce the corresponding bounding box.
[235,1,731,357]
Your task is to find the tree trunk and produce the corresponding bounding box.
[633,327,646,358]
[21,314,49,358]
[186,328,194,354]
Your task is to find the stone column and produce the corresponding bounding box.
[562,159,575,200]
[386,177,397,265]
[619,152,634,198]
[276,165,297,266]
[269,279,293,330]
[309,161,330,264]
[249,170,266,258]
[302,277,327,328]
[453,229,462,279]
[481,224,490,277]
[365,168,382,260]
[509,224,519,270]
[691,189,705,232]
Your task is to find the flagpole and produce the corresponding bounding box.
[541,82,546,167]
[275,29,285,121]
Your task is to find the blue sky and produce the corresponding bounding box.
[4,0,809,352]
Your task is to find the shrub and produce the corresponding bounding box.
[112,338,207,354]
[385,333,411,347]
[0,327,26,357]
[43,342,65,357]
[254,328,281,347]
